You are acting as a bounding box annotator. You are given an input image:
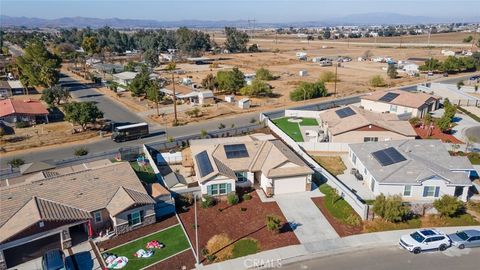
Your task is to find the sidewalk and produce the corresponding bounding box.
[197,225,480,270]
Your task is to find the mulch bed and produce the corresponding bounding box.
[97,214,178,250]
[414,125,463,144]
[311,197,363,237]
[146,249,196,270]
[178,190,299,263]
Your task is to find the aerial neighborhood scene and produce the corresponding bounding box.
[1,0,480,269]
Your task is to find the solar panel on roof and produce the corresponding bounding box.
[195,151,213,177]
[335,107,356,118]
[379,92,400,102]
[224,144,249,159]
[372,147,406,166]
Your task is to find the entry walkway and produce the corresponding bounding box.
[275,193,339,243]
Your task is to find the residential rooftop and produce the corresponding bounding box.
[361,90,439,109]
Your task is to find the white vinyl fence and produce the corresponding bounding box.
[285,109,323,118]
[263,114,369,220]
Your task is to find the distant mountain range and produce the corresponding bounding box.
[0,13,478,29]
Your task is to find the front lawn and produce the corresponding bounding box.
[272,117,319,142]
[103,225,190,270]
[363,218,422,233]
[130,161,157,183]
[232,238,259,259]
[313,156,347,176]
[318,183,358,222]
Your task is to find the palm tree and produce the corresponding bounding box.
[165,62,178,125]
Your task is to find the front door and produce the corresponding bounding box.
[454,186,464,197]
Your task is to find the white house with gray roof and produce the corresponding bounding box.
[348,140,474,202]
[190,134,314,197]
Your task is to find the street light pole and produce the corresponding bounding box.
[194,194,199,265]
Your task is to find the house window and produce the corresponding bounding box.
[94,211,102,223]
[364,168,368,176]
[423,186,440,198]
[352,153,357,164]
[208,183,231,196]
[235,172,248,182]
[390,105,398,112]
[128,211,142,226]
[364,137,379,142]
[403,185,412,197]
[370,178,376,192]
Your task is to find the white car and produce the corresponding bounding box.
[399,229,451,254]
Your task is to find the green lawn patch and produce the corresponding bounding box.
[130,161,157,183]
[458,106,480,122]
[272,117,303,142]
[299,118,318,126]
[232,238,259,259]
[318,183,358,222]
[104,225,190,270]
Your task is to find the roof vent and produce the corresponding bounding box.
[7,196,12,200]
[77,192,83,196]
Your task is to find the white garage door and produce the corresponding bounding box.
[274,176,306,195]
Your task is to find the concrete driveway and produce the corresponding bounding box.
[275,193,339,244]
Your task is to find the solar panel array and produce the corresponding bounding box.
[379,92,400,102]
[195,151,213,177]
[372,147,407,166]
[335,107,356,118]
[224,144,249,159]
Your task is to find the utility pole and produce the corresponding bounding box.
[172,71,177,125]
[334,65,338,97]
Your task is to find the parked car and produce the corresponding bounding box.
[42,249,67,270]
[469,75,480,81]
[399,229,451,254]
[448,230,480,249]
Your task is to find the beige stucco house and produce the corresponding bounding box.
[348,140,474,202]
[190,134,314,197]
[360,90,439,118]
[319,105,417,143]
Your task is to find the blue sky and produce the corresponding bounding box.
[1,0,479,22]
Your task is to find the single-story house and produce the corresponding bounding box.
[360,90,440,118]
[7,80,25,95]
[91,63,124,74]
[190,134,314,197]
[0,81,12,98]
[0,99,49,124]
[113,71,138,86]
[319,105,417,143]
[348,140,474,202]
[0,161,157,268]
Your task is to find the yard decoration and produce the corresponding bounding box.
[133,249,154,258]
[106,256,128,269]
[146,240,165,249]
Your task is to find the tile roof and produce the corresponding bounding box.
[19,161,56,175]
[190,134,313,183]
[319,105,417,136]
[106,187,155,216]
[0,161,152,241]
[361,90,439,109]
[0,99,49,118]
[349,140,474,185]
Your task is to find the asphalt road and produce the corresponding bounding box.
[278,246,480,270]
[60,74,144,124]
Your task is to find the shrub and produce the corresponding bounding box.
[409,117,421,127]
[201,195,215,208]
[373,194,410,222]
[265,214,282,233]
[242,193,252,201]
[290,81,328,101]
[345,214,362,226]
[241,207,247,211]
[256,67,274,81]
[8,158,25,168]
[369,75,387,87]
[218,123,225,129]
[433,195,464,217]
[227,193,239,205]
[74,147,88,156]
[239,79,272,97]
[319,71,338,82]
[15,121,30,128]
[200,129,208,138]
[185,107,201,118]
[206,234,233,262]
[176,194,193,207]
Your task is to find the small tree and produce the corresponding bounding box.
[239,79,272,97]
[362,50,374,59]
[456,81,464,90]
[63,102,104,131]
[201,73,218,91]
[41,85,71,107]
[74,147,88,156]
[436,116,451,132]
[319,71,338,83]
[387,64,398,79]
[256,67,274,81]
[265,214,282,234]
[227,193,239,205]
[373,194,410,222]
[201,195,215,208]
[433,195,464,217]
[369,75,387,87]
[8,158,25,168]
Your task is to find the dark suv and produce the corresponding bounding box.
[42,249,67,270]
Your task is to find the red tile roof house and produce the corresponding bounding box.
[0,99,49,124]
[0,161,158,269]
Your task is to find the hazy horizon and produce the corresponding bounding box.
[2,0,479,23]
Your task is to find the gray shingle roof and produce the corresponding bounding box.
[349,140,473,185]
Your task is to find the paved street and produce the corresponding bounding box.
[275,193,339,243]
[279,246,480,270]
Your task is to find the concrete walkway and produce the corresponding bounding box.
[275,193,339,243]
[197,225,480,270]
